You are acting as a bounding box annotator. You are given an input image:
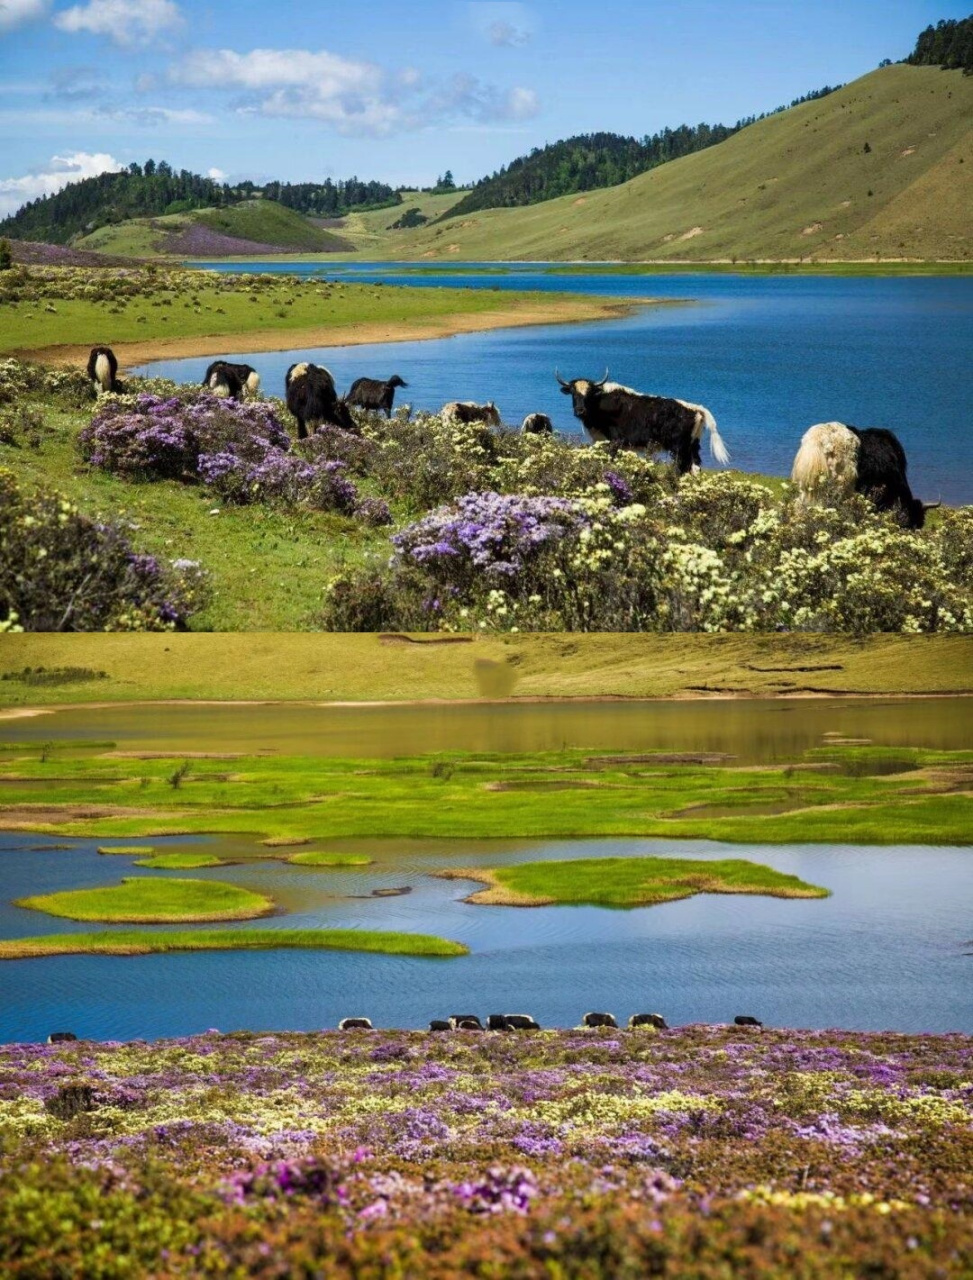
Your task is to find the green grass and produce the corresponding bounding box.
[0,928,469,961]
[2,634,970,700]
[287,852,374,867]
[448,855,829,907]
[133,852,229,869]
[1,743,971,847]
[15,877,274,923]
[97,845,155,855]
[364,66,973,264]
[3,269,603,356]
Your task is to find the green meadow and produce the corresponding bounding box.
[444,856,829,907]
[1,740,970,847]
[15,877,274,923]
[0,928,469,961]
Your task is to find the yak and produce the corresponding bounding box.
[580,1012,618,1029]
[86,346,119,396]
[734,1015,763,1028]
[346,374,408,417]
[521,412,554,435]
[441,400,502,428]
[428,1019,452,1032]
[487,1013,540,1031]
[791,421,939,529]
[203,360,260,400]
[47,1031,79,1044]
[556,370,729,474]
[285,362,356,439]
[338,1017,373,1031]
[629,1013,669,1030]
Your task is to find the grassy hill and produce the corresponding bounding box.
[373,66,973,262]
[76,200,352,258]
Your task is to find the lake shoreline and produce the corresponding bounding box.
[17,293,656,370]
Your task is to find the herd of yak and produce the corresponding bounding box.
[86,345,939,529]
[48,1012,765,1041]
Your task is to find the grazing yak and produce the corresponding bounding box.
[791,421,938,529]
[629,1013,668,1030]
[734,1015,763,1028]
[441,400,502,428]
[556,370,729,474]
[449,1014,483,1031]
[521,412,554,435]
[285,362,356,439]
[203,360,260,400]
[87,346,119,396]
[338,1017,373,1031]
[346,374,408,417]
[47,1031,79,1044]
[580,1012,618,1029]
[429,1019,451,1032]
[487,1013,541,1031]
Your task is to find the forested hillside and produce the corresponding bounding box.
[442,89,841,218]
[907,14,973,72]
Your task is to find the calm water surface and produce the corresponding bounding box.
[1,833,970,1043]
[140,267,973,504]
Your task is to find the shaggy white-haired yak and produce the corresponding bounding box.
[441,400,502,427]
[791,421,939,529]
[86,346,119,396]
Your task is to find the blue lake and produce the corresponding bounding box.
[140,266,973,504]
[1,696,971,1044]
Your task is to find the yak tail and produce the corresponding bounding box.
[791,422,858,492]
[245,371,261,395]
[700,408,730,466]
[94,353,111,393]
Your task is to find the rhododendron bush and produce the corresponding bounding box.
[0,1026,970,1276]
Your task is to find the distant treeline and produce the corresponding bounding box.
[0,162,402,244]
[440,86,843,219]
[907,16,973,73]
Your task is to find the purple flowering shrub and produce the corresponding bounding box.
[79,392,362,515]
[1,1027,971,1276]
[0,468,207,632]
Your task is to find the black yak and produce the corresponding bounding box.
[629,1013,669,1030]
[580,1012,618,1029]
[487,1013,540,1031]
[791,421,939,529]
[522,412,554,435]
[86,346,118,396]
[338,1017,373,1031]
[441,400,502,427]
[285,362,356,439]
[449,1014,483,1030]
[346,374,408,417]
[734,1015,763,1027]
[203,360,260,399]
[429,1019,451,1031]
[47,1031,79,1044]
[556,370,729,474]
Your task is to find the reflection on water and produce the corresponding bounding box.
[1,698,970,762]
[0,831,970,1042]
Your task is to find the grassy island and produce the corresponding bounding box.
[0,928,468,961]
[132,852,230,869]
[287,852,374,867]
[440,856,829,907]
[15,877,274,923]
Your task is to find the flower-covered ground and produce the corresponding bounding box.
[1,1026,970,1276]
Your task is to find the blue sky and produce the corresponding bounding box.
[0,0,969,216]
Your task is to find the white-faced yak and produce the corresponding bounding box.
[791,421,939,529]
[556,370,729,474]
[521,412,554,435]
[203,360,260,399]
[285,362,356,439]
[346,374,408,418]
[441,400,502,427]
[86,346,118,396]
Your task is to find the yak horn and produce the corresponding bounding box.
[595,367,610,385]
[555,369,569,387]
[922,498,942,510]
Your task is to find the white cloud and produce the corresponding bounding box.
[171,45,539,136]
[207,166,226,180]
[0,0,48,32]
[53,0,182,47]
[96,104,212,125]
[0,149,121,218]
[469,3,534,47]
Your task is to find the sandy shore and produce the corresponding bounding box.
[22,295,654,370]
